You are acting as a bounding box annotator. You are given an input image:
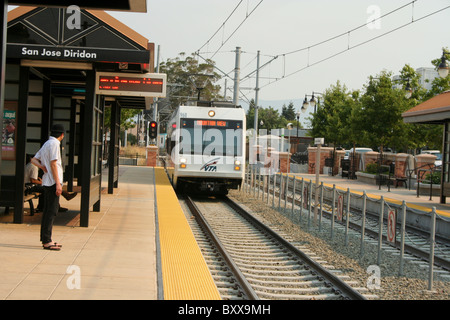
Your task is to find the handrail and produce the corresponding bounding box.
[416,164,442,200]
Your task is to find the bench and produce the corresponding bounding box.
[3,192,40,216]
[394,177,407,188]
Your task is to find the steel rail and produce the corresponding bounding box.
[185,195,259,300]
[260,175,450,272]
[223,196,367,300]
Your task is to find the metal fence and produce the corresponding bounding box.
[241,166,449,291]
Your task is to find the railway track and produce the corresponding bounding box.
[255,174,450,275]
[181,195,372,300]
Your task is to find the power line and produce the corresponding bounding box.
[209,0,264,59]
[196,0,244,53]
[259,3,450,90]
[282,0,418,57]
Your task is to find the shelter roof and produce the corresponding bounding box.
[402,91,450,124]
[8,0,147,12]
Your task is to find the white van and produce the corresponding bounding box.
[421,150,442,166]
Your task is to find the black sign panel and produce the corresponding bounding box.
[7,44,150,64]
[96,72,167,97]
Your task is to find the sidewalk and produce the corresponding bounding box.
[291,172,450,218]
[0,166,157,300]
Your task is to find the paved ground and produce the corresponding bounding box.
[0,166,157,300]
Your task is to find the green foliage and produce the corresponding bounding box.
[365,163,379,174]
[159,52,223,112]
[281,102,296,120]
[309,81,359,146]
[246,99,301,130]
[309,56,448,151]
[423,171,441,185]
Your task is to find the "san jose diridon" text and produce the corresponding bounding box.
[21,47,97,59]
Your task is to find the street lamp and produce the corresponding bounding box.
[438,50,449,78]
[303,92,323,114]
[296,105,307,137]
[287,123,293,153]
[404,81,413,99]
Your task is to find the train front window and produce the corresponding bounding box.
[179,119,243,156]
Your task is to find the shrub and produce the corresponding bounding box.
[423,172,441,184]
[365,163,378,174]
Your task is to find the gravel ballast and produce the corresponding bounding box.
[229,190,450,300]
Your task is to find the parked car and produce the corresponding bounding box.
[421,150,442,166]
[344,147,373,159]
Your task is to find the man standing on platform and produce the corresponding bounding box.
[31,124,65,251]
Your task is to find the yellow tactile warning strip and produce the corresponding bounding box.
[154,167,221,300]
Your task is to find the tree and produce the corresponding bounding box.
[355,71,410,151]
[159,52,223,112]
[281,102,296,120]
[246,99,301,131]
[396,64,440,152]
[309,81,359,147]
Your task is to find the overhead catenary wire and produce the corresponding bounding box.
[259,2,450,89]
[210,0,264,60]
[194,0,448,102]
[196,0,244,53]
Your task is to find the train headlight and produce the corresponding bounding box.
[180,158,187,168]
[208,110,215,117]
[234,160,241,171]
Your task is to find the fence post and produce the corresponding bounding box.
[360,191,367,257]
[245,166,249,194]
[345,188,350,246]
[428,207,437,291]
[291,176,297,218]
[377,196,385,265]
[399,200,407,276]
[300,178,304,223]
[278,174,282,211]
[331,184,336,239]
[308,180,312,229]
[319,182,324,232]
[272,174,276,208]
[284,174,289,212]
[256,168,261,200]
[253,166,256,197]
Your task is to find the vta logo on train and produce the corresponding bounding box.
[200,158,219,172]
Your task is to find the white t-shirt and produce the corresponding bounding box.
[24,162,39,184]
[34,136,63,187]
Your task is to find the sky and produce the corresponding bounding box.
[8,1,450,122]
[103,0,450,120]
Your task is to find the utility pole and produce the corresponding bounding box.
[151,44,161,147]
[153,44,161,122]
[253,50,260,135]
[233,47,241,106]
[224,78,227,100]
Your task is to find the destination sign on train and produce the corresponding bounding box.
[96,72,167,97]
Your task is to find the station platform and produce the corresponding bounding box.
[0,165,220,300]
[1,165,448,300]
[291,172,450,219]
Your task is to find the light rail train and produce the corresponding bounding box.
[166,101,246,194]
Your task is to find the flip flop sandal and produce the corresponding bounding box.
[42,242,62,248]
[43,244,61,250]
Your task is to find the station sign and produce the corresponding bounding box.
[7,44,150,64]
[95,72,167,98]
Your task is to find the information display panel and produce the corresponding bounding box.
[96,72,166,97]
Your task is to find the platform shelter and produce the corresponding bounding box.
[0,4,160,227]
[402,90,450,204]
